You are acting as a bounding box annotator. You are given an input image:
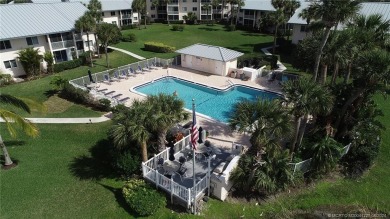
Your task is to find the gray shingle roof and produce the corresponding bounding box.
[288,2,390,25]
[241,0,276,12]
[0,2,88,40]
[176,44,244,62]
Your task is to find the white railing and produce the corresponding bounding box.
[51,40,75,50]
[289,143,352,174]
[142,131,209,209]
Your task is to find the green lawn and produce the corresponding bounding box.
[1,94,389,218]
[1,51,138,118]
[115,24,273,59]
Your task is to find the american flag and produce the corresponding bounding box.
[191,100,198,150]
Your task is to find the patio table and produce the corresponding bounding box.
[163,160,181,175]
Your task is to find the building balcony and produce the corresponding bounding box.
[212,9,222,14]
[201,10,212,14]
[158,10,167,14]
[51,40,75,50]
[122,14,132,19]
[167,11,179,14]
[243,15,256,20]
[74,33,82,41]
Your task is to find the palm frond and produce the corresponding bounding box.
[0,109,39,138]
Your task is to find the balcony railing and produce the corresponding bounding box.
[212,9,222,13]
[157,10,167,14]
[51,40,75,50]
[243,15,255,20]
[167,11,179,14]
[122,14,132,19]
[201,10,212,14]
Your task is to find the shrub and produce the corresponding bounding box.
[172,25,184,31]
[121,33,137,42]
[43,52,54,74]
[17,47,42,77]
[59,83,90,104]
[53,59,83,73]
[121,24,136,30]
[115,150,141,176]
[50,75,68,91]
[144,42,175,53]
[122,179,166,216]
[228,24,236,31]
[98,98,112,111]
[0,73,14,86]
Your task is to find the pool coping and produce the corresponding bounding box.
[129,75,283,124]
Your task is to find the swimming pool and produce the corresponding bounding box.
[134,77,280,123]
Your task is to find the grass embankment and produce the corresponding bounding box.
[1,51,138,118]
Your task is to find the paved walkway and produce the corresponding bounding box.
[0,115,111,124]
[108,46,145,60]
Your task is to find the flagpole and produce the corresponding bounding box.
[192,99,196,215]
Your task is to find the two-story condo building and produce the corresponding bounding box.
[237,0,276,28]
[0,2,96,77]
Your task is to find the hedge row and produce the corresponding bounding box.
[53,59,83,73]
[144,42,175,53]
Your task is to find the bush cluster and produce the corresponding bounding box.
[57,82,111,112]
[228,24,236,31]
[114,150,141,177]
[237,54,268,69]
[122,179,166,216]
[121,33,137,42]
[53,59,83,73]
[172,25,184,31]
[144,42,175,53]
[0,73,14,86]
[121,24,136,30]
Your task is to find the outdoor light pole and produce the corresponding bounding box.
[192,99,197,215]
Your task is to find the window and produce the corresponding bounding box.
[300,25,307,32]
[182,7,187,11]
[3,60,17,69]
[192,0,197,2]
[183,0,187,2]
[102,12,104,17]
[192,7,197,11]
[151,6,155,10]
[0,40,12,50]
[112,21,117,25]
[134,17,138,20]
[26,37,39,46]
[111,11,116,16]
[53,50,68,62]
[151,14,156,18]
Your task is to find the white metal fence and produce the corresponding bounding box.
[141,131,209,209]
[289,143,352,174]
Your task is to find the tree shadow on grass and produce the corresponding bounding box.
[198,27,220,31]
[97,183,140,216]
[44,89,58,98]
[69,138,117,180]
[3,140,26,147]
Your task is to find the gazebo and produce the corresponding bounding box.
[175,43,244,76]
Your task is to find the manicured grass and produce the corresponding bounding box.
[1,51,138,118]
[115,24,273,59]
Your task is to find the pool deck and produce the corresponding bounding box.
[93,66,282,148]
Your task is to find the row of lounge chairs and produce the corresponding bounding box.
[96,88,130,104]
[102,62,159,85]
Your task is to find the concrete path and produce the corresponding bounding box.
[0,115,111,124]
[108,46,145,60]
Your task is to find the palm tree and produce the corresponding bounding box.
[145,94,189,152]
[0,94,39,167]
[152,0,159,23]
[226,0,237,25]
[230,146,294,194]
[96,23,122,67]
[269,8,286,54]
[110,100,153,162]
[202,2,212,25]
[132,0,145,30]
[87,0,102,57]
[282,77,334,155]
[211,0,221,22]
[334,49,390,134]
[343,14,390,84]
[75,13,95,67]
[162,0,172,25]
[309,137,342,174]
[299,0,360,82]
[229,99,290,152]
[17,47,42,77]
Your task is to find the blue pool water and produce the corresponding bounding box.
[135,77,280,123]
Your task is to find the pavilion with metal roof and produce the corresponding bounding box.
[175,44,244,76]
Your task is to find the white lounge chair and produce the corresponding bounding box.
[137,65,145,74]
[120,70,128,79]
[112,71,121,82]
[128,67,137,76]
[102,74,111,85]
